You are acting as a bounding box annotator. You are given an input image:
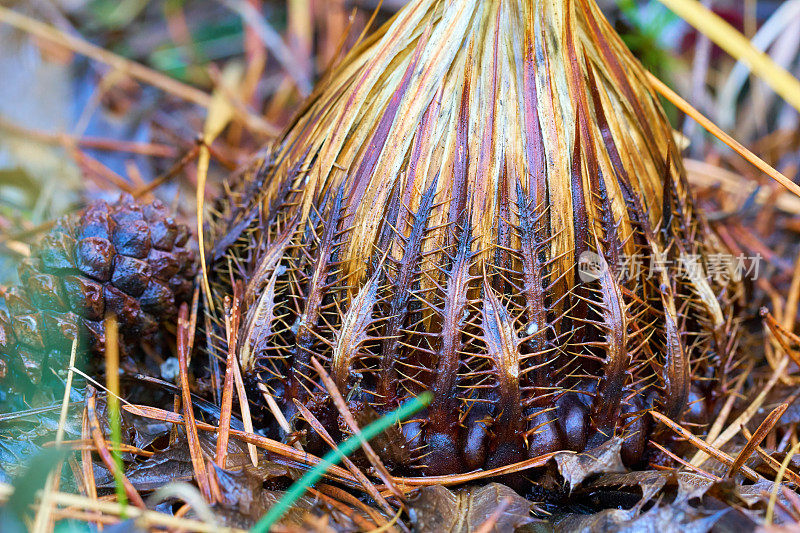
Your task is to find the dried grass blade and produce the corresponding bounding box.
[0,483,246,533]
[783,251,800,333]
[741,427,800,485]
[767,442,800,524]
[216,297,238,468]
[32,338,79,533]
[232,361,258,466]
[198,66,239,315]
[104,316,126,512]
[655,0,800,114]
[256,382,300,449]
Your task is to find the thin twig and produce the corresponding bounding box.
[647,72,800,198]
[132,144,201,198]
[44,439,154,458]
[0,116,178,157]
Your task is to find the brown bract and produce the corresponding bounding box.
[207,0,741,475]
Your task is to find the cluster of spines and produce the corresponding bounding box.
[205,138,738,477]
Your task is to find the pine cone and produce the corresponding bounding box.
[0,195,197,390]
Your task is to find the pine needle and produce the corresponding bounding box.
[177,303,213,501]
[651,410,762,482]
[647,72,800,199]
[727,402,789,478]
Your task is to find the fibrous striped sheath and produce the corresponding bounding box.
[207,0,740,475]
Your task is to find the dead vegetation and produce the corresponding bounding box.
[0,1,800,532]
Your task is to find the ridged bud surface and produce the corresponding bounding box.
[208,0,740,474]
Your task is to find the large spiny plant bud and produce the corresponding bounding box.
[208,0,740,475]
[0,195,197,391]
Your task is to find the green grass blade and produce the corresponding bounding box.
[251,392,432,533]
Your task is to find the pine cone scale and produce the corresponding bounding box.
[0,195,197,391]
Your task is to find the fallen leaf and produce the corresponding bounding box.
[588,471,670,507]
[409,482,534,533]
[553,503,726,533]
[554,438,626,491]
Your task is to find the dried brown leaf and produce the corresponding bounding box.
[554,438,626,491]
[409,483,534,533]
